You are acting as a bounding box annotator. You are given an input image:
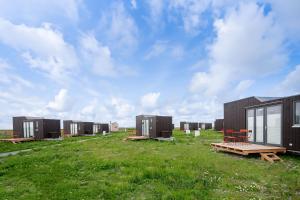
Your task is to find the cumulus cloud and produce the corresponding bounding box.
[169,0,210,34]
[147,0,164,25]
[0,19,78,81]
[111,97,135,118]
[0,58,33,88]
[190,2,287,97]
[80,33,117,77]
[277,65,300,95]
[131,0,137,9]
[145,40,184,60]
[141,92,161,108]
[47,89,71,112]
[99,2,138,52]
[268,0,300,41]
[0,0,81,23]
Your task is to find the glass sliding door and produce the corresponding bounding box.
[142,119,149,137]
[255,108,264,143]
[23,121,34,138]
[247,109,255,142]
[266,105,282,145]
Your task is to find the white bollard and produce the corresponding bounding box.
[194,130,200,137]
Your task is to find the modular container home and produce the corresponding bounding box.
[200,123,212,130]
[13,116,61,139]
[180,122,212,130]
[93,123,109,134]
[136,115,173,138]
[180,122,200,131]
[63,120,93,136]
[224,95,300,153]
[214,119,224,131]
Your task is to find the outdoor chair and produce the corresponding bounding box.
[223,129,237,143]
[238,129,252,144]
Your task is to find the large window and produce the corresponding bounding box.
[295,101,300,126]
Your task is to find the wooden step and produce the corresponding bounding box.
[260,153,282,163]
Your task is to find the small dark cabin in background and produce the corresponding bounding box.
[63,120,93,136]
[200,123,212,130]
[136,115,173,138]
[13,116,61,139]
[180,122,199,131]
[224,94,300,153]
[63,120,84,136]
[180,122,212,130]
[214,119,224,131]
[93,123,109,134]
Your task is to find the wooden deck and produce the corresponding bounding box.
[124,136,149,141]
[211,142,286,155]
[0,138,34,144]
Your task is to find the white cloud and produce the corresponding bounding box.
[131,0,137,9]
[0,58,33,88]
[277,65,300,95]
[169,0,210,34]
[80,33,116,77]
[0,19,78,81]
[0,0,81,23]
[147,0,164,24]
[111,97,135,118]
[145,41,168,60]
[141,92,160,108]
[47,89,71,112]
[100,2,138,52]
[234,80,254,95]
[268,0,300,41]
[145,40,184,60]
[190,2,287,97]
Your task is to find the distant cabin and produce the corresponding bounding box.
[136,115,173,138]
[180,122,212,131]
[63,120,93,136]
[13,116,61,139]
[93,123,109,134]
[214,119,224,131]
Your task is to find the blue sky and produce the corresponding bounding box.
[0,0,299,128]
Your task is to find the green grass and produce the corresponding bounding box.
[0,135,99,153]
[0,130,299,200]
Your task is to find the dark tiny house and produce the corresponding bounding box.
[200,123,212,130]
[180,122,212,130]
[214,119,224,131]
[64,120,94,135]
[93,123,109,134]
[136,115,173,138]
[63,120,84,136]
[13,116,61,139]
[180,122,199,131]
[224,95,300,153]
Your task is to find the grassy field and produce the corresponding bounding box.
[0,130,299,200]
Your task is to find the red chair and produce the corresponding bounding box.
[238,129,252,143]
[223,129,237,143]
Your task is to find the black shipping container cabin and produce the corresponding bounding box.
[224,95,300,153]
[93,123,109,134]
[13,116,61,139]
[180,122,199,131]
[214,119,224,131]
[63,120,93,136]
[136,115,173,138]
[200,123,212,130]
